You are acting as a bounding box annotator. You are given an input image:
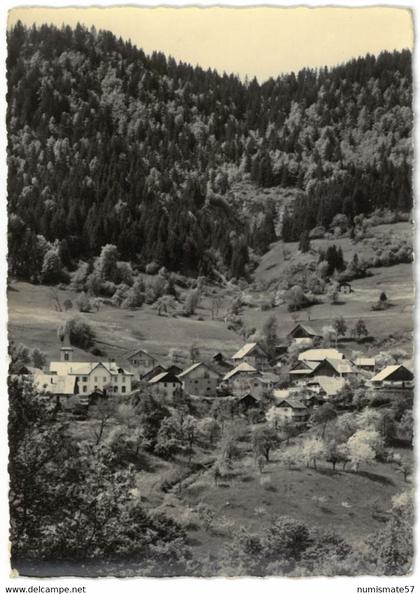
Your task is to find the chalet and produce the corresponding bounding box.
[272,398,309,426]
[312,358,353,378]
[354,357,376,372]
[370,365,414,390]
[289,360,319,382]
[287,323,321,346]
[48,342,133,396]
[222,362,260,396]
[298,348,344,363]
[178,362,221,396]
[148,371,182,402]
[125,348,158,377]
[232,342,270,370]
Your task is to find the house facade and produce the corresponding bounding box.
[371,365,414,390]
[125,348,158,377]
[232,343,270,370]
[47,343,133,396]
[178,362,221,396]
[287,323,321,346]
[148,371,182,402]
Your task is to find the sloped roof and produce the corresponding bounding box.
[289,360,319,375]
[277,397,307,410]
[299,348,344,362]
[315,376,346,396]
[315,358,354,375]
[371,364,414,383]
[232,343,267,360]
[148,371,181,384]
[223,362,258,381]
[34,374,77,395]
[288,323,320,337]
[126,347,157,360]
[142,365,167,381]
[178,361,221,378]
[49,361,133,376]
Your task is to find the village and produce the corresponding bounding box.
[15,320,414,430]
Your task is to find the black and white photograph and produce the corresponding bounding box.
[4,2,416,582]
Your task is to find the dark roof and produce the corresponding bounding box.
[277,398,307,410]
[288,323,320,338]
[141,365,166,381]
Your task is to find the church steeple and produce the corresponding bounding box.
[60,330,73,362]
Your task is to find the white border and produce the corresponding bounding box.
[0,2,418,594]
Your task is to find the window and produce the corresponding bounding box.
[103,377,107,383]
[64,353,69,361]
[83,377,88,382]
[173,383,176,388]
[121,386,126,393]
[94,376,98,383]
[82,386,87,393]
[122,376,126,383]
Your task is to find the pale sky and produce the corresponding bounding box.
[8,6,413,81]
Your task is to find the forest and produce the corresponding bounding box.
[7,22,412,280]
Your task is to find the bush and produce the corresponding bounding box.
[59,318,95,350]
[76,292,91,313]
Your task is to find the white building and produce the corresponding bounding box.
[47,341,133,396]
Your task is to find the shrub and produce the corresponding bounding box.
[76,292,91,313]
[59,318,95,350]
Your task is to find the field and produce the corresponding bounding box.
[176,446,411,556]
[8,223,414,363]
[67,412,413,562]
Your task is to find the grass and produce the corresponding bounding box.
[8,222,414,363]
[177,447,412,556]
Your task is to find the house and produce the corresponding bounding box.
[149,372,182,400]
[222,362,260,396]
[232,343,270,370]
[370,365,414,390]
[312,358,354,378]
[125,348,158,377]
[148,371,182,402]
[48,342,133,396]
[298,348,344,363]
[289,360,319,382]
[287,323,321,346]
[354,357,376,372]
[272,398,309,427]
[178,362,221,396]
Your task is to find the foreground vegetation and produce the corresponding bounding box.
[9,376,413,576]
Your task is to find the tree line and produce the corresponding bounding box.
[7,22,412,279]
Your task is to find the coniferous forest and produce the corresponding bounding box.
[7,22,413,280]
